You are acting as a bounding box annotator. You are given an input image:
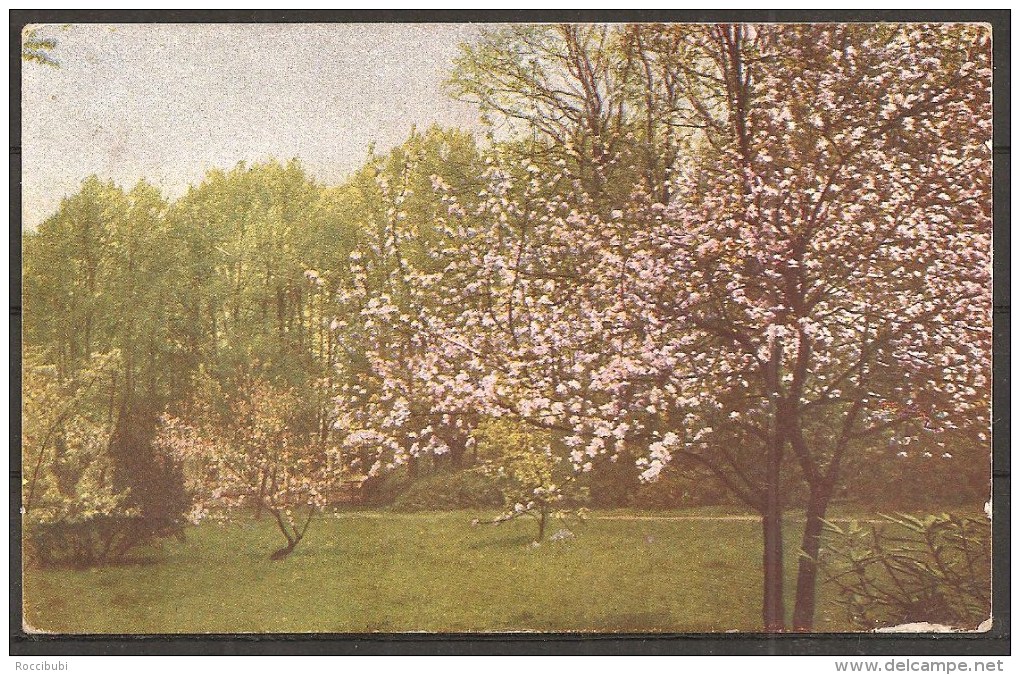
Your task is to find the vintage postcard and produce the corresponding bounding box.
[20,21,994,636]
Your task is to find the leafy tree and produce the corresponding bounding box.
[23,177,191,553]
[167,161,324,378]
[471,418,588,542]
[449,24,682,208]
[24,177,128,376]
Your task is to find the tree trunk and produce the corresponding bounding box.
[267,504,316,560]
[761,497,786,632]
[448,436,465,469]
[792,488,830,630]
[268,506,298,560]
[762,339,787,632]
[761,396,787,631]
[269,542,296,560]
[537,506,548,542]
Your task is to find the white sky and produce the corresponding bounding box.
[21,23,486,228]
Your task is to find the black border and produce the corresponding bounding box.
[9,8,1010,657]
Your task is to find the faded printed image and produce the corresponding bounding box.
[21,23,992,634]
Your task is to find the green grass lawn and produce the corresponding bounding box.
[22,508,920,634]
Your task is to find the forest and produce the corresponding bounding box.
[22,23,992,633]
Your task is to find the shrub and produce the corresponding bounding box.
[110,403,190,549]
[23,351,156,568]
[838,449,989,511]
[817,513,991,630]
[391,469,503,512]
[629,465,735,509]
[24,515,184,569]
[580,452,641,507]
[359,465,413,506]
[470,418,589,541]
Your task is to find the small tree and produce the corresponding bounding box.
[159,372,342,559]
[431,23,991,630]
[472,419,588,542]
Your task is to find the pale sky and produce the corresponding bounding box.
[21,23,486,228]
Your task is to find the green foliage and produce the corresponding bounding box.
[166,159,334,386]
[24,178,180,389]
[22,350,129,526]
[817,513,991,630]
[473,419,572,500]
[21,349,184,568]
[25,517,179,570]
[23,178,191,563]
[392,470,503,512]
[22,27,59,67]
[472,419,588,540]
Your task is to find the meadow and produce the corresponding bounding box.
[23,508,879,634]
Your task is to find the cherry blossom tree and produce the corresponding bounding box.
[638,23,993,629]
[341,23,990,631]
[334,128,489,477]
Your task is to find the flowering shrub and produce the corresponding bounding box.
[158,372,344,559]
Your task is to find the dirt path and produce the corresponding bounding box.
[592,514,761,521]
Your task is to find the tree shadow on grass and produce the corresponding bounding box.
[466,532,535,550]
[29,554,168,571]
[101,554,168,567]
